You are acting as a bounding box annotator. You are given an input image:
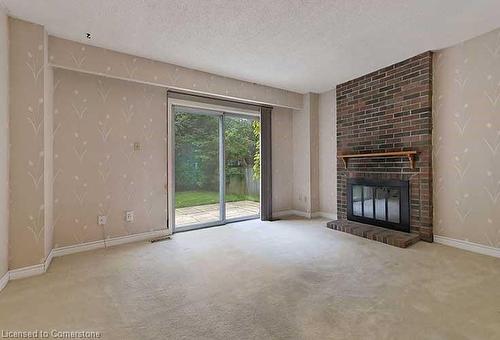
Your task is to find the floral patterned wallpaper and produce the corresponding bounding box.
[434,28,500,249]
[53,69,167,248]
[48,36,303,110]
[8,18,48,269]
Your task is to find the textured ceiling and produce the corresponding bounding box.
[2,0,500,93]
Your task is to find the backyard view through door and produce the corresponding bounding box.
[224,115,260,220]
[174,105,260,230]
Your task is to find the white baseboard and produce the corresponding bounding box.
[8,248,54,282]
[9,263,45,280]
[1,228,170,292]
[272,210,293,218]
[52,239,107,257]
[52,229,170,257]
[312,211,338,220]
[106,229,170,247]
[0,271,9,291]
[273,210,310,218]
[273,210,337,220]
[45,249,54,270]
[292,210,312,218]
[434,235,500,258]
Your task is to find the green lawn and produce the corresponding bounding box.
[175,191,259,208]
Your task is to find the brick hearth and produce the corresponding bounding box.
[327,220,420,248]
[335,52,433,242]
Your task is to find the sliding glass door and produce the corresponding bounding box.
[224,115,260,221]
[172,104,260,232]
[174,106,222,229]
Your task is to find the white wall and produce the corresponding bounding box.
[318,89,337,217]
[292,94,316,213]
[309,94,320,213]
[272,106,293,213]
[0,8,10,279]
[291,103,310,212]
[286,92,336,217]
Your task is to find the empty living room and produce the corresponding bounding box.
[1,1,499,339]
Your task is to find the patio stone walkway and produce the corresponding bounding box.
[176,200,260,226]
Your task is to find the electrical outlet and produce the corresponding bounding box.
[98,215,107,225]
[125,210,134,223]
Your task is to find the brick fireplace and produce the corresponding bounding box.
[335,52,433,242]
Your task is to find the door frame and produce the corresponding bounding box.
[167,96,261,233]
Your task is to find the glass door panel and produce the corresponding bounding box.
[174,106,221,229]
[387,188,400,223]
[362,186,374,218]
[375,188,387,221]
[224,115,260,220]
[352,185,362,217]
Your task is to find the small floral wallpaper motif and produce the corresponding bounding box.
[434,28,500,248]
[48,36,303,110]
[53,69,167,248]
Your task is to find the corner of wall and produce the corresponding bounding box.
[8,17,54,269]
[291,96,310,212]
[43,29,54,258]
[0,7,10,279]
[291,92,323,216]
[271,106,294,213]
[318,89,337,217]
[309,93,320,214]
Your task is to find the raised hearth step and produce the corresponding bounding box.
[326,220,420,248]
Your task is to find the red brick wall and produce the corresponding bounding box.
[336,52,433,241]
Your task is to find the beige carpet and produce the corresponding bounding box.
[0,217,499,339]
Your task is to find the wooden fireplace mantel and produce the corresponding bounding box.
[339,151,418,169]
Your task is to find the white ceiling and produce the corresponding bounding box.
[2,0,500,93]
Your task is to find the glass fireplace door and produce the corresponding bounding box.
[347,178,410,232]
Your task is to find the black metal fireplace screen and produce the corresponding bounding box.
[347,178,410,232]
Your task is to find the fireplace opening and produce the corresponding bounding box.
[347,178,410,232]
